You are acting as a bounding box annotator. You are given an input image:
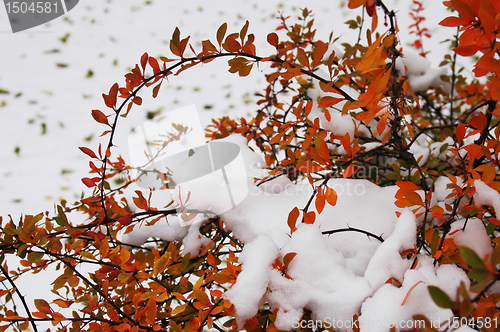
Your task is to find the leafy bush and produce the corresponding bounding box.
[2,0,500,331]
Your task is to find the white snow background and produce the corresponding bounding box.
[1,1,484,332]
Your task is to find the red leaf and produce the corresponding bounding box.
[439,16,469,27]
[152,81,162,98]
[149,57,160,74]
[91,109,109,126]
[140,52,148,71]
[118,214,133,226]
[456,123,466,143]
[102,83,119,109]
[79,147,97,159]
[133,96,143,105]
[82,177,97,188]
[267,32,279,47]
[225,37,241,52]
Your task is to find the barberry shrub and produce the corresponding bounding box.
[2,0,500,331]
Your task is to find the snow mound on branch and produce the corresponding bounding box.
[360,255,469,332]
[449,218,492,260]
[401,51,451,93]
[224,234,280,326]
[266,224,372,330]
[364,209,416,289]
[474,179,500,214]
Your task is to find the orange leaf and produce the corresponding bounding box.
[145,298,157,325]
[315,189,326,214]
[133,191,148,210]
[315,136,330,165]
[34,299,51,314]
[343,164,354,178]
[401,281,425,305]
[342,133,351,156]
[348,0,367,9]
[217,23,227,46]
[303,211,316,224]
[318,96,343,108]
[297,48,310,69]
[325,186,338,206]
[116,324,132,332]
[287,207,299,233]
[283,252,297,268]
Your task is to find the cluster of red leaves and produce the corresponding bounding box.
[409,0,431,57]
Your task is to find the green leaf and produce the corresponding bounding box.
[428,286,455,309]
[27,251,44,264]
[34,299,51,314]
[460,247,487,270]
[468,268,491,282]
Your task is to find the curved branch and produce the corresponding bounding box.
[322,227,384,242]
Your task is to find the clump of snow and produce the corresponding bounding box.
[224,234,280,326]
[364,209,416,289]
[266,224,372,331]
[435,175,462,202]
[474,179,500,214]
[181,222,212,256]
[318,110,356,141]
[401,51,451,93]
[121,214,188,247]
[449,218,492,260]
[360,256,469,332]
